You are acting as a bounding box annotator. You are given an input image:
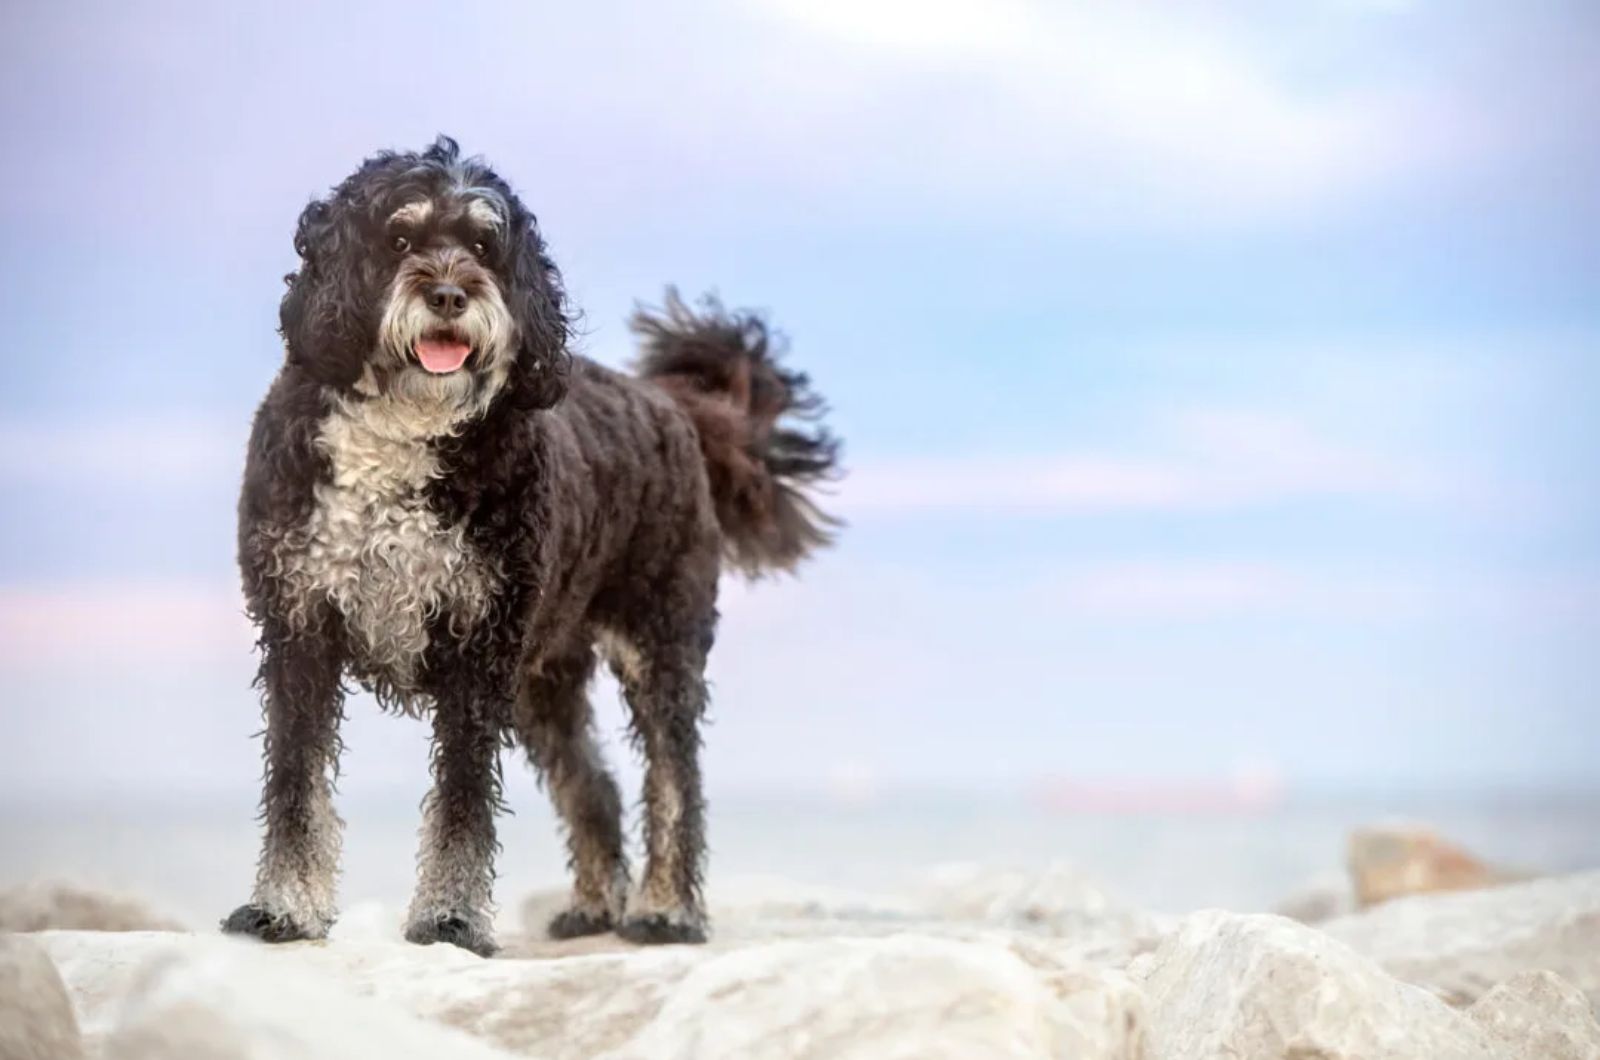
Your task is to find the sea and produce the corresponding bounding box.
[3,784,1597,927]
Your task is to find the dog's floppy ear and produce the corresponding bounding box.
[279,198,373,388]
[503,210,571,410]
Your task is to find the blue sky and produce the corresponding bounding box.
[1,0,1596,799]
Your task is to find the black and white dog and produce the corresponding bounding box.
[222,136,838,955]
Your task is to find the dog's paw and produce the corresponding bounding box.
[220,903,323,943]
[547,907,615,940]
[617,911,708,946]
[404,913,497,957]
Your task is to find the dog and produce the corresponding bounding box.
[221,136,838,955]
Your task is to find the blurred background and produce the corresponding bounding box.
[1,0,1596,920]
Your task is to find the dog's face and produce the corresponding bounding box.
[279,136,569,418]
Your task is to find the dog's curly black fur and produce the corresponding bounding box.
[221,136,839,954]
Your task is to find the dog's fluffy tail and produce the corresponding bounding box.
[633,288,841,576]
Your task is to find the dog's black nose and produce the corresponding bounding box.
[425,283,469,318]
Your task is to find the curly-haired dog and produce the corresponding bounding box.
[221,136,839,955]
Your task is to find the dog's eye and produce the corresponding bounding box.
[471,241,490,260]
[391,235,412,254]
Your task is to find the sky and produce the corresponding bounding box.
[0,0,1597,803]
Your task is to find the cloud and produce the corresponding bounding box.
[839,455,1188,514]
[840,408,1444,516]
[4,560,1595,800]
[747,0,1456,222]
[0,419,245,485]
[0,582,253,667]
[0,405,1480,518]
[12,558,1593,655]
[4,0,1570,255]
[1030,562,1421,621]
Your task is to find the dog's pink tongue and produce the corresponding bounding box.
[414,339,471,374]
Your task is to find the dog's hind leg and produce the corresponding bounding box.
[404,692,503,957]
[222,622,345,943]
[513,650,629,939]
[612,632,713,945]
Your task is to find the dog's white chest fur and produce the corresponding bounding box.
[283,399,498,690]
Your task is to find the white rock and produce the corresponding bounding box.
[1133,910,1499,1060]
[0,934,85,1060]
[914,861,1122,923]
[1468,971,1600,1060]
[0,881,182,932]
[1324,870,1600,1007]
[39,931,519,1060]
[515,865,1162,970]
[523,875,928,949]
[910,862,1168,965]
[327,898,407,942]
[708,874,925,923]
[603,936,1147,1060]
[37,928,1147,1060]
[1272,870,1356,924]
[42,867,1596,1060]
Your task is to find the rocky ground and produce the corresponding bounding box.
[1,830,1597,1059]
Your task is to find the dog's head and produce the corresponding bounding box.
[279,135,569,421]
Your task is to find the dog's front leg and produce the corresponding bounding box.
[222,626,346,942]
[404,692,503,956]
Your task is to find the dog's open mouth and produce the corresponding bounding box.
[414,334,473,374]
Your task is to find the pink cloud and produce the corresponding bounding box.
[839,407,1446,517]
[0,583,253,667]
